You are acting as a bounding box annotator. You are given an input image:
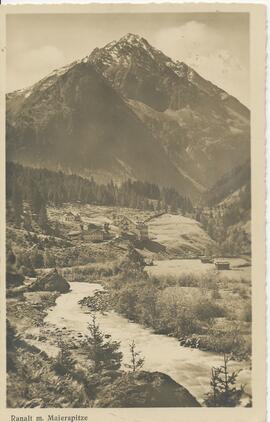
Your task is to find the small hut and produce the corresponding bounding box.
[215,261,230,270]
[83,228,105,242]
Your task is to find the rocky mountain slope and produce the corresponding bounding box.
[6,33,250,199]
[202,161,251,249]
[203,160,250,206]
[88,34,250,189]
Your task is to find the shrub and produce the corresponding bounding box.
[114,286,139,321]
[232,286,249,299]
[200,328,250,357]
[241,305,252,322]
[7,340,90,408]
[194,300,225,322]
[211,287,221,300]
[175,310,201,336]
[177,274,199,287]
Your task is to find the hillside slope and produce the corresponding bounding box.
[6,63,198,196]
[203,160,251,206]
[148,213,215,255]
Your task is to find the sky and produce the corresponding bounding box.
[7,13,249,106]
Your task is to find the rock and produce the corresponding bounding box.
[95,371,200,407]
[28,269,70,293]
[79,291,109,312]
[6,272,24,287]
[23,398,45,408]
[6,285,27,297]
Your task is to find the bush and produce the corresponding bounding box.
[211,287,221,299]
[177,274,199,287]
[18,265,36,277]
[114,286,139,321]
[241,305,252,322]
[7,341,90,408]
[232,286,248,299]
[175,310,202,336]
[194,300,225,322]
[199,328,250,357]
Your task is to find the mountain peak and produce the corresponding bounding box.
[120,33,145,43]
[103,32,153,54]
[88,32,172,73]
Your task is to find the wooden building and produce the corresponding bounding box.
[215,261,230,270]
[83,228,105,242]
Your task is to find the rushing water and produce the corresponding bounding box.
[45,282,251,404]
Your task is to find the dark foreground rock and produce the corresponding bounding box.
[6,272,25,287]
[29,269,70,293]
[95,371,200,407]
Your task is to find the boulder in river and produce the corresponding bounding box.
[28,269,70,293]
[95,371,200,407]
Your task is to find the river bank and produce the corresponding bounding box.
[45,281,251,405]
[6,240,252,407]
[7,283,201,408]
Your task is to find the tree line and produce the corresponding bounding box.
[195,183,251,255]
[6,162,193,220]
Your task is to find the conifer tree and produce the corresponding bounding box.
[84,315,122,372]
[125,340,145,372]
[38,204,48,231]
[204,354,244,407]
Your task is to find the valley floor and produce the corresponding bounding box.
[6,203,252,407]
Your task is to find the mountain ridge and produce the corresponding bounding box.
[6,33,250,200]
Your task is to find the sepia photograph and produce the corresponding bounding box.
[1,4,266,418]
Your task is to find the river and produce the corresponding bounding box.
[44,281,251,405]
